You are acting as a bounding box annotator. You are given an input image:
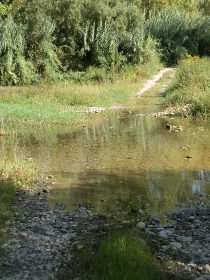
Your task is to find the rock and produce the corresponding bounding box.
[188,216,195,222]
[5,220,11,226]
[87,225,99,232]
[204,264,210,273]
[20,232,28,238]
[166,124,172,130]
[161,245,168,251]
[139,209,145,216]
[176,236,192,242]
[146,230,156,237]
[76,245,84,250]
[43,188,49,194]
[159,230,172,240]
[185,155,192,159]
[48,175,54,179]
[136,222,146,230]
[170,242,182,250]
[145,203,210,279]
[152,214,160,224]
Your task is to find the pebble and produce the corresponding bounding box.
[139,209,145,216]
[170,242,182,250]
[0,190,108,280]
[188,216,195,222]
[141,203,210,280]
[152,214,160,224]
[136,222,146,230]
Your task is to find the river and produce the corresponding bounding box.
[1,88,210,216]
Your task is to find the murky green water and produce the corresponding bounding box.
[2,107,210,215]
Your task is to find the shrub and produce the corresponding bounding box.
[0,15,36,85]
[147,10,210,64]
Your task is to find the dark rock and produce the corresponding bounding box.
[152,214,160,224]
[166,124,172,130]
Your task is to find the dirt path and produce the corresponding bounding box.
[83,68,176,113]
[133,67,175,97]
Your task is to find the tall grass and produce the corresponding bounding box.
[165,57,210,116]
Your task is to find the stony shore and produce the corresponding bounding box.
[136,203,210,280]
[0,188,110,280]
[0,183,209,280]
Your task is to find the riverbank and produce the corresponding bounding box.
[0,62,161,127]
[0,185,166,280]
[136,203,210,280]
[1,57,209,130]
[71,201,210,280]
[0,58,209,279]
[165,57,210,117]
[1,181,209,280]
[0,157,41,236]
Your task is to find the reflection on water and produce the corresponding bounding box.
[1,110,210,214]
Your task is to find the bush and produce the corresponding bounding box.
[0,15,36,85]
[147,10,210,64]
[0,2,209,85]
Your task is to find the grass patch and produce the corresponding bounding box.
[0,156,41,234]
[79,232,166,280]
[0,180,16,230]
[0,62,161,126]
[165,57,210,117]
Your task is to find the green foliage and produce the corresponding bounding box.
[89,233,166,280]
[0,3,8,17]
[165,57,210,116]
[0,1,209,85]
[0,15,36,85]
[0,179,16,241]
[141,0,208,16]
[25,14,61,81]
[147,9,210,64]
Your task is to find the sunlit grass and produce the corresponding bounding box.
[165,57,210,117]
[0,63,162,126]
[0,156,41,232]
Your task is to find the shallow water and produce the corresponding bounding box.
[1,88,210,215]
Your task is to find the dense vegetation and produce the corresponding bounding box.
[0,0,209,85]
[166,57,210,116]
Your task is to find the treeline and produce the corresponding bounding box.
[0,0,209,85]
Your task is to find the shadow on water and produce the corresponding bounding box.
[49,169,210,215]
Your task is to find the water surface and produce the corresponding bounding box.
[1,95,210,215]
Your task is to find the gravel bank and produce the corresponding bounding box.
[137,203,210,280]
[0,190,108,280]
